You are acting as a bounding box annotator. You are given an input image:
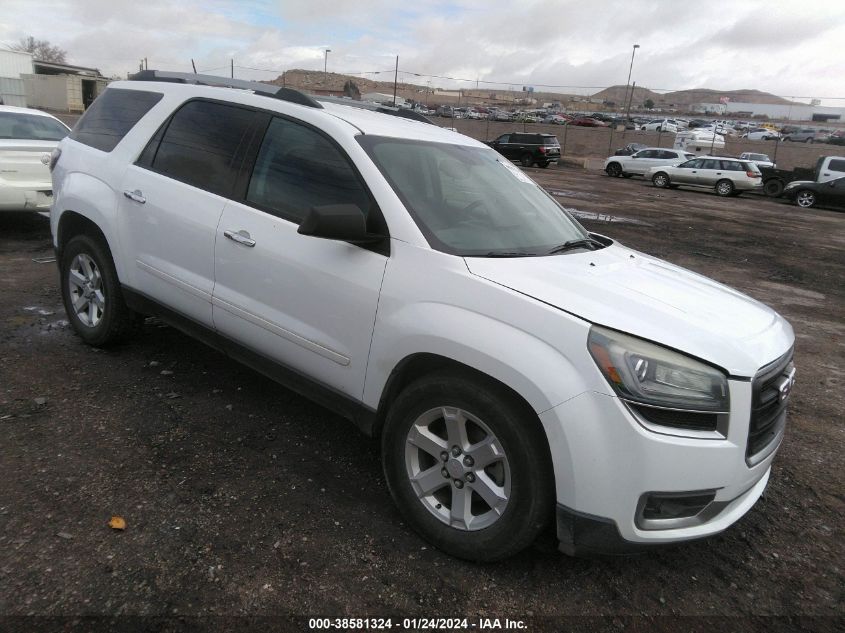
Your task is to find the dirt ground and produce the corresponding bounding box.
[0,166,843,632]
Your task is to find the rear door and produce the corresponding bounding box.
[695,158,723,187]
[118,99,257,327]
[212,114,388,399]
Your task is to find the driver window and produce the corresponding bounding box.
[496,134,510,144]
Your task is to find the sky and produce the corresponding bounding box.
[3,0,845,104]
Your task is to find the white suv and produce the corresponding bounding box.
[50,72,796,561]
[604,147,694,178]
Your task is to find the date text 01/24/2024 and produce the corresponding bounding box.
[308,617,527,630]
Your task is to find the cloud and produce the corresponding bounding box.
[2,0,844,102]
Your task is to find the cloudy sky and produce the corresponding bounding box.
[3,0,845,103]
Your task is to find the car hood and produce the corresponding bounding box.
[465,243,793,377]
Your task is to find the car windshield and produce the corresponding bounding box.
[748,154,769,161]
[358,136,589,256]
[0,112,69,141]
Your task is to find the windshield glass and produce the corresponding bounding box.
[0,113,69,141]
[358,136,589,256]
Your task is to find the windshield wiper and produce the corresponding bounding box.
[545,237,605,255]
[482,250,537,258]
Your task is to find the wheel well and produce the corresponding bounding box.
[57,211,110,261]
[373,353,541,440]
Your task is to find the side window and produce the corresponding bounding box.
[70,88,162,152]
[496,134,510,144]
[700,159,720,170]
[511,134,528,144]
[636,150,656,159]
[721,160,743,171]
[246,116,372,224]
[148,100,255,197]
[682,159,702,169]
[827,159,845,172]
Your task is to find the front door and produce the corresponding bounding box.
[212,115,388,399]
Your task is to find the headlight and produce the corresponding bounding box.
[588,326,729,413]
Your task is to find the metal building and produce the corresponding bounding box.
[0,50,34,107]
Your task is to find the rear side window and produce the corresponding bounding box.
[828,159,845,172]
[70,88,162,152]
[149,100,255,196]
[542,137,559,146]
[246,116,372,224]
[721,160,744,171]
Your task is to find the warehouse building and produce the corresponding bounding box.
[724,101,845,122]
[0,50,33,107]
[24,61,110,113]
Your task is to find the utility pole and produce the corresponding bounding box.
[623,44,639,122]
[144,57,148,70]
[231,58,234,78]
[191,59,197,74]
[392,55,399,107]
[625,81,637,123]
[324,49,331,75]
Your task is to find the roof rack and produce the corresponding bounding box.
[128,70,323,109]
[315,96,435,125]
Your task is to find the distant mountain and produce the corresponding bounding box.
[591,85,795,107]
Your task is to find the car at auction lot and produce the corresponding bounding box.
[604,147,693,178]
[0,105,71,212]
[50,72,796,561]
[648,157,763,196]
[571,116,608,127]
[742,128,780,141]
[739,152,775,169]
[486,132,560,167]
[613,142,647,156]
[784,176,845,210]
[640,118,679,133]
[783,128,818,142]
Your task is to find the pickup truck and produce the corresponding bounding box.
[760,155,845,197]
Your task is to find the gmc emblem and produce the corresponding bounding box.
[777,367,796,403]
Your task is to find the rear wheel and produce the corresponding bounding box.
[605,162,622,177]
[652,172,670,188]
[764,179,784,197]
[795,190,816,208]
[715,179,734,197]
[382,372,554,562]
[60,234,141,347]
[520,153,534,167]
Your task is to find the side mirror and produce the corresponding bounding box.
[298,204,385,244]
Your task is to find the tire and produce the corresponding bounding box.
[381,371,554,562]
[538,161,550,169]
[795,190,816,208]
[605,162,622,177]
[520,153,534,167]
[60,234,142,347]
[764,179,784,197]
[805,138,812,143]
[715,179,734,197]
[652,172,670,188]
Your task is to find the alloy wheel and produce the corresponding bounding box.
[404,406,510,531]
[796,191,816,208]
[67,253,105,327]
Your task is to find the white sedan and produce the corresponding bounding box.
[0,106,71,212]
[640,118,679,133]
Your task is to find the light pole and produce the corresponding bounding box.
[624,44,640,119]
[324,49,331,75]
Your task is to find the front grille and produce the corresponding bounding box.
[747,350,794,465]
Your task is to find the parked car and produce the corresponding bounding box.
[604,147,694,178]
[486,132,560,167]
[571,116,608,127]
[759,155,845,196]
[542,114,569,125]
[51,72,796,561]
[783,176,845,210]
[739,152,775,169]
[640,118,678,133]
[613,142,648,156]
[742,128,780,141]
[783,128,817,142]
[0,105,71,212]
[828,132,845,147]
[648,157,763,196]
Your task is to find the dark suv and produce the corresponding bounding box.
[485,132,560,168]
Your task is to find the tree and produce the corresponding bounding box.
[343,79,360,100]
[643,98,655,110]
[10,36,67,63]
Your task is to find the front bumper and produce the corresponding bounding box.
[539,382,782,555]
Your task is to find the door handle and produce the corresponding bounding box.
[123,189,146,204]
[224,229,256,247]
[716,172,722,175]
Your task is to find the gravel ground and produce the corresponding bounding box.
[0,166,842,632]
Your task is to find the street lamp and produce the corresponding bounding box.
[324,49,331,75]
[624,44,640,120]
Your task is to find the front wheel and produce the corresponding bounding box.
[60,234,142,346]
[382,372,554,562]
[764,179,784,197]
[795,190,816,208]
[538,161,550,169]
[652,172,670,188]
[520,153,534,167]
[605,162,622,177]
[715,179,734,197]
